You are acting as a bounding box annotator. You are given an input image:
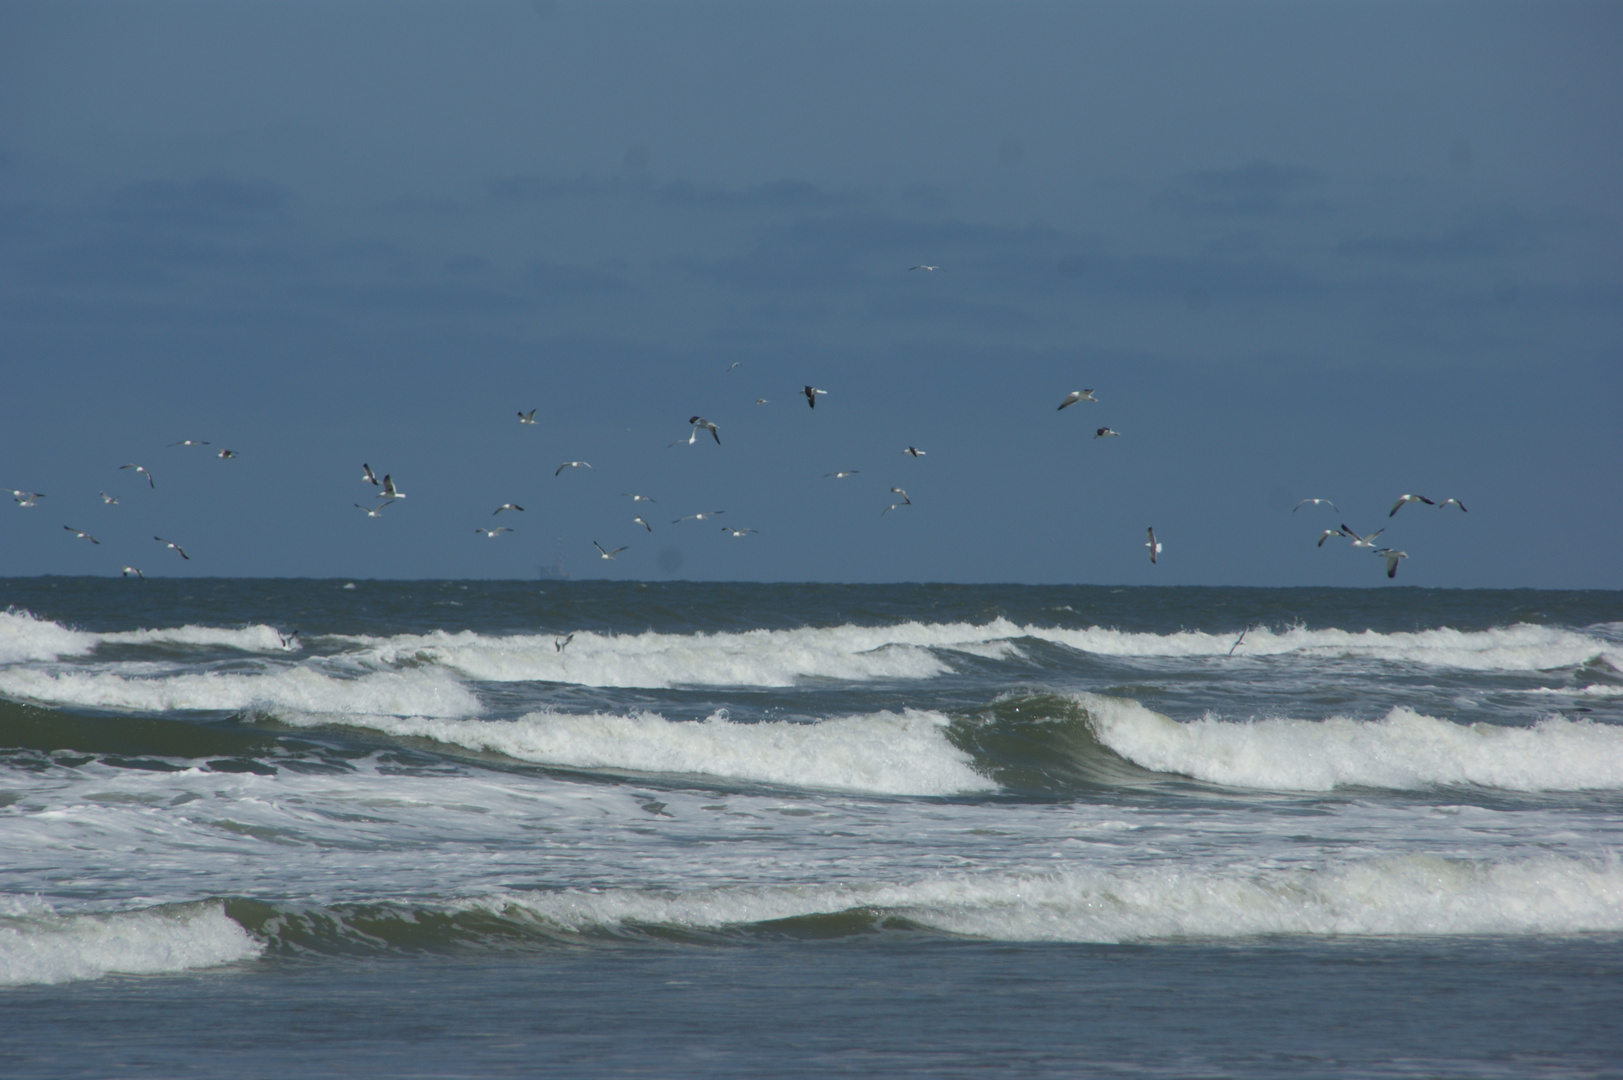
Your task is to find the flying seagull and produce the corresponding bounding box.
[354,503,391,518]
[1145,527,1162,564]
[1374,548,1409,579]
[1341,524,1386,549]
[672,510,725,524]
[889,486,910,504]
[154,536,190,560]
[904,446,926,457]
[633,516,653,532]
[278,629,302,650]
[825,470,859,479]
[1293,498,1338,512]
[1057,390,1097,410]
[623,493,657,502]
[380,475,405,499]
[362,464,380,486]
[518,409,537,425]
[908,264,942,271]
[1228,630,1247,656]
[121,566,144,579]
[494,503,524,515]
[120,464,155,488]
[8,489,45,506]
[803,386,827,408]
[555,633,574,652]
[593,540,628,560]
[688,417,721,444]
[1317,528,1348,547]
[755,398,769,406]
[216,449,238,459]
[726,362,743,372]
[64,526,100,545]
[723,527,758,537]
[99,491,118,505]
[882,501,910,516]
[555,461,593,475]
[168,439,210,448]
[1389,494,1435,517]
[475,527,514,538]
[1438,498,1468,512]
[1095,428,1120,439]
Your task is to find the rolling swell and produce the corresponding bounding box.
[0,696,279,765]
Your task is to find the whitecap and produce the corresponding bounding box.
[0,899,261,986]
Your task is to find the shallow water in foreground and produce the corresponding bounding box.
[2,579,1620,1076]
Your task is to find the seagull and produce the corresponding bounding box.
[1293,498,1338,512]
[1228,629,1247,656]
[881,501,910,516]
[1317,528,1348,547]
[1389,494,1435,517]
[687,417,721,444]
[494,503,524,515]
[555,633,574,652]
[825,470,859,479]
[726,362,742,372]
[754,398,769,405]
[803,386,828,408]
[673,511,725,524]
[354,503,391,518]
[904,446,926,457]
[1341,524,1385,549]
[64,526,100,545]
[278,629,301,650]
[1057,390,1097,410]
[623,493,657,502]
[633,516,653,532]
[1094,428,1120,439]
[518,409,537,424]
[1374,548,1409,579]
[121,464,155,488]
[362,464,380,486]
[889,486,910,504]
[1438,498,1468,512]
[722,527,758,537]
[593,541,628,560]
[555,461,593,475]
[216,449,238,459]
[908,264,942,272]
[476,526,514,538]
[154,536,190,560]
[99,491,118,505]
[168,439,210,448]
[121,566,144,579]
[380,475,405,499]
[8,489,45,505]
[1145,527,1162,564]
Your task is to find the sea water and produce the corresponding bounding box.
[1,579,1620,1077]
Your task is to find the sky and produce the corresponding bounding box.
[1,0,1619,587]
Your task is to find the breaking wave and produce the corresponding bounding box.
[0,898,262,986]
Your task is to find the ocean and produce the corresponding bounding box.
[2,578,1620,1078]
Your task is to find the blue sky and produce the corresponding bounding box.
[2,0,1619,586]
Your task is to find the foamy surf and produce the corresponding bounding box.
[0,609,294,662]
[1076,693,1623,792]
[272,707,996,795]
[0,898,262,986]
[0,666,481,717]
[461,853,1623,942]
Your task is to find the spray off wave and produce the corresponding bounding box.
[1073,692,1623,792]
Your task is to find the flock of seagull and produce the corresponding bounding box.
[9,270,1467,581]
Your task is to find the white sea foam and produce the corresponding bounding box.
[340,618,1617,688]
[0,609,97,664]
[344,624,963,688]
[0,666,481,717]
[98,623,294,652]
[471,853,1623,941]
[0,899,261,985]
[273,707,995,796]
[1078,693,1623,792]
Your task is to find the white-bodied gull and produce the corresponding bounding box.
[154,536,190,560]
[1293,498,1338,512]
[1389,494,1435,517]
[64,525,100,545]
[1145,527,1162,564]
[1057,390,1097,410]
[593,541,628,560]
[121,464,155,488]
